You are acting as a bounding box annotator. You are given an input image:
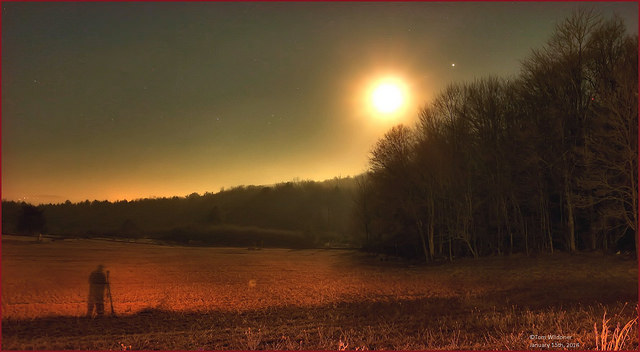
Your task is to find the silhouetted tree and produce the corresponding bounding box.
[353,174,374,248]
[360,10,637,260]
[17,203,46,235]
[576,18,638,253]
[120,218,140,237]
[206,206,222,225]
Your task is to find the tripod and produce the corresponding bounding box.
[106,270,116,316]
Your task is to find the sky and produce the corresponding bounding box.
[2,2,638,204]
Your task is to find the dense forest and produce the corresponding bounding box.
[356,11,638,261]
[2,177,360,248]
[2,11,637,260]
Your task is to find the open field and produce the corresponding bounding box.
[2,234,638,350]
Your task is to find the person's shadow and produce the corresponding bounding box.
[87,265,113,318]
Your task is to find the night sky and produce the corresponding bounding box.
[2,2,637,204]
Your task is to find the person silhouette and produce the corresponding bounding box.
[87,265,108,318]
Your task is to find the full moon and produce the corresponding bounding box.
[372,83,404,114]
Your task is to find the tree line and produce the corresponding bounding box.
[2,177,360,248]
[355,11,638,261]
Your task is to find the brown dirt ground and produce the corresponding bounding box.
[1,235,637,350]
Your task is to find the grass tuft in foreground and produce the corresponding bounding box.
[594,306,638,351]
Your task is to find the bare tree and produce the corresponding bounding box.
[361,11,637,260]
[577,18,638,253]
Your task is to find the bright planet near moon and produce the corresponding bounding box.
[372,83,404,114]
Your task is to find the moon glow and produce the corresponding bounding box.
[371,83,404,114]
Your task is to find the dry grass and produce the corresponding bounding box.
[1,234,638,350]
[594,308,638,351]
